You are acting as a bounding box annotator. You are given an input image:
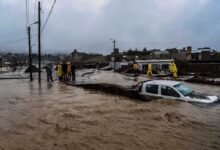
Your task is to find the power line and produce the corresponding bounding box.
[33,0,37,22]
[41,0,44,13]
[0,37,28,45]
[25,0,28,25]
[0,34,37,45]
[41,0,57,32]
[27,0,30,24]
[0,29,25,35]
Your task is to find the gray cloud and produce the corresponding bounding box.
[0,0,220,54]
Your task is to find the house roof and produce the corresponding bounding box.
[192,48,214,54]
[136,59,174,64]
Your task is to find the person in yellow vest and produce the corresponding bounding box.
[169,62,174,72]
[172,63,178,79]
[57,64,63,81]
[147,63,153,77]
[67,62,72,81]
[133,63,139,77]
[169,62,178,80]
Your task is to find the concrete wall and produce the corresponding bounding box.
[177,63,220,74]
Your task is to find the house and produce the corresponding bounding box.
[191,47,214,60]
[109,61,133,70]
[70,49,82,61]
[164,47,192,61]
[110,59,174,72]
[136,59,174,72]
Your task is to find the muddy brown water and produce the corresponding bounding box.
[0,70,220,150]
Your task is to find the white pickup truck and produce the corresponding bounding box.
[133,80,219,103]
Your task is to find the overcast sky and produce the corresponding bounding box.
[0,0,220,54]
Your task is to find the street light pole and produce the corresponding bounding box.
[38,1,41,83]
[112,40,116,51]
[27,26,33,81]
[110,39,117,70]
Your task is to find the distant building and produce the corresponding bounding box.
[110,59,174,72]
[164,47,193,61]
[186,46,192,61]
[191,47,214,60]
[166,48,179,54]
[154,46,191,61]
[109,61,133,70]
[111,48,119,55]
[111,48,121,62]
[70,49,82,61]
[136,59,174,72]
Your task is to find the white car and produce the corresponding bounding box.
[133,80,219,103]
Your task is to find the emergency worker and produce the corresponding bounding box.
[62,62,68,82]
[133,63,139,77]
[147,63,153,77]
[67,62,72,81]
[170,62,178,80]
[57,64,63,81]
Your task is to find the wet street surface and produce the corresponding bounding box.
[0,70,220,150]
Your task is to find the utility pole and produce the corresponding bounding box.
[112,40,116,51]
[0,58,2,72]
[38,1,41,83]
[112,40,116,70]
[27,26,33,81]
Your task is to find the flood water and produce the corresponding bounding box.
[0,70,220,150]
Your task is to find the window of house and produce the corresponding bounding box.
[142,65,148,71]
[162,64,169,70]
[146,84,158,94]
[161,85,180,98]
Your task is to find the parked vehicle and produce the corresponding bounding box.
[133,80,219,103]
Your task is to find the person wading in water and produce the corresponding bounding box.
[44,64,53,82]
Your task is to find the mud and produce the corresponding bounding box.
[185,76,220,86]
[0,70,220,150]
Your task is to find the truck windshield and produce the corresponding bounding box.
[174,83,193,96]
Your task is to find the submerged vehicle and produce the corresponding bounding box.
[133,80,219,103]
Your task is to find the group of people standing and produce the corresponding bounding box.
[56,62,76,82]
[44,62,76,82]
[132,61,178,79]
